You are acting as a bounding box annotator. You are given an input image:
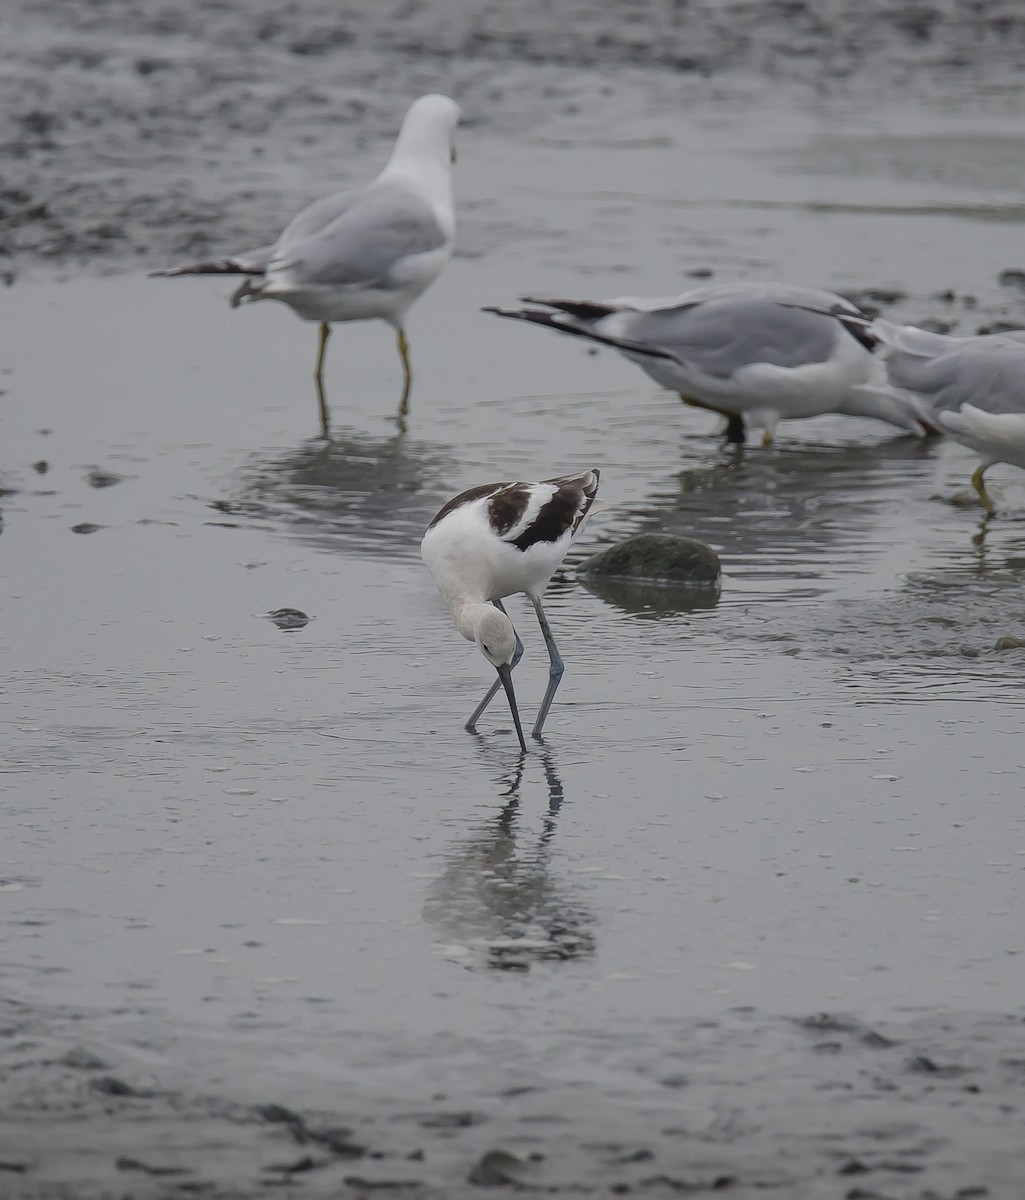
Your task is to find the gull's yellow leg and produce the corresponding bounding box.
[397,328,413,422]
[761,429,774,448]
[971,464,997,517]
[314,321,331,438]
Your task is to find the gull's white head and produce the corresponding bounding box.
[394,94,462,166]
[473,606,517,668]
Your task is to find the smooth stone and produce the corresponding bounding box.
[580,533,721,588]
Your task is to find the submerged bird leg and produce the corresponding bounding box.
[396,328,413,422]
[465,600,524,732]
[680,394,746,445]
[724,413,746,445]
[314,322,331,438]
[971,464,997,517]
[529,596,565,742]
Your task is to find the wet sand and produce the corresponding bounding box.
[3,3,1025,1198]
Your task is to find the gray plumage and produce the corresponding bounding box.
[606,294,840,377]
[249,181,447,296]
[878,323,1025,417]
[486,281,921,442]
[150,92,461,435]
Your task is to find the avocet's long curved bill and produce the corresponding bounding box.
[497,664,527,753]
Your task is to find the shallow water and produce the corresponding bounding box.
[2,69,1025,1199]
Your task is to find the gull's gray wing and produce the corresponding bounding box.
[887,340,1025,417]
[633,280,864,318]
[615,294,839,378]
[270,179,447,288]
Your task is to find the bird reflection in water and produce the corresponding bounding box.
[423,746,595,972]
[231,426,458,558]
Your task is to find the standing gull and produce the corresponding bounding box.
[485,282,924,444]
[421,470,602,750]
[870,319,1025,516]
[153,94,461,436]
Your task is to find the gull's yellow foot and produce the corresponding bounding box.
[971,465,997,517]
[761,429,774,448]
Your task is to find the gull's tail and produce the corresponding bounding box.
[483,302,674,362]
[149,244,276,281]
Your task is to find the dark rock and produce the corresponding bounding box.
[994,635,1025,651]
[468,1149,526,1186]
[70,522,103,534]
[998,268,1025,288]
[580,533,721,615]
[255,1103,309,1142]
[414,1110,483,1129]
[116,1156,189,1176]
[917,318,955,334]
[640,1174,735,1191]
[85,469,126,489]
[580,533,720,587]
[30,460,48,474]
[262,1154,326,1174]
[843,286,906,310]
[976,321,1025,335]
[90,1075,137,1096]
[266,607,310,631]
[310,1125,366,1158]
[907,1054,966,1077]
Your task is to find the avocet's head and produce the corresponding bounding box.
[473,607,526,752]
[474,606,516,669]
[397,94,461,165]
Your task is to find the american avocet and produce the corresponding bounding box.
[485,282,924,445]
[870,319,1025,516]
[153,94,461,436]
[421,469,602,750]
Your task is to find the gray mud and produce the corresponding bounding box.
[3,3,1025,1198]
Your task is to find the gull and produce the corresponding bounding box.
[870,319,1025,516]
[153,94,461,436]
[421,470,602,750]
[485,282,924,445]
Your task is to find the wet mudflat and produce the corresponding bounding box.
[3,6,1025,1198]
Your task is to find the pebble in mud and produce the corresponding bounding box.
[993,635,1025,651]
[70,522,104,534]
[265,607,310,631]
[976,320,1025,335]
[84,468,126,488]
[468,1149,528,1186]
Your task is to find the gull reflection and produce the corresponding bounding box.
[229,426,459,559]
[423,746,595,971]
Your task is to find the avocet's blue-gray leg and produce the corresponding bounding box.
[465,600,524,733]
[529,595,564,741]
